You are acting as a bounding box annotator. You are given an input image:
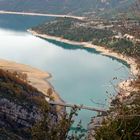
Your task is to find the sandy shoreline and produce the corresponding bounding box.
[0,59,63,103]
[28,29,139,98]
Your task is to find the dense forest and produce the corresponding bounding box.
[32,18,115,42]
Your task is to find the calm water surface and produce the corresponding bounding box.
[0,14,130,128]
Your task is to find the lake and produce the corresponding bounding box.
[0,14,130,128]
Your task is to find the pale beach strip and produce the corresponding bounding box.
[0,59,63,103]
[0,10,85,20]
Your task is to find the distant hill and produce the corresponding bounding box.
[0,0,136,17]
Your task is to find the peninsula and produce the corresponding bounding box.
[28,17,140,78]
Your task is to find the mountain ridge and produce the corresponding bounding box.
[0,0,135,17]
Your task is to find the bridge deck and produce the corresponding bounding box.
[49,101,107,113]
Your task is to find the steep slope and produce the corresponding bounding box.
[0,69,58,139]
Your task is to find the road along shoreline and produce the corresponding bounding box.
[0,10,85,20]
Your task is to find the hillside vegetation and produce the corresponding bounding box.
[0,69,55,139]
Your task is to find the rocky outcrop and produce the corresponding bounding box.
[0,98,42,127]
[0,69,58,139]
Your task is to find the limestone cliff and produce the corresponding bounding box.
[0,69,58,139]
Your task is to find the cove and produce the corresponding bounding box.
[0,14,130,128]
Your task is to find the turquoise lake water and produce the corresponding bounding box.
[0,14,130,128]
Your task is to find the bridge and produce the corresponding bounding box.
[48,101,107,113]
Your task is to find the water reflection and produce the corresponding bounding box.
[44,38,101,54]
[103,54,130,68]
[41,38,131,66]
